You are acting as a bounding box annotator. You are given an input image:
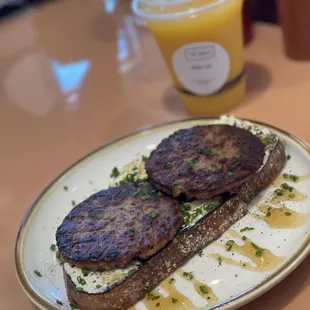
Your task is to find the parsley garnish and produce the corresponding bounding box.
[240,227,254,232]
[251,242,264,257]
[149,210,157,219]
[34,270,42,277]
[199,286,208,294]
[203,147,213,155]
[163,162,171,169]
[82,269,89,277]
[225,240,235,251]
[183,271,194,280]
[185,159,197,169]
[172,180,180,186]
[110,167,120,179]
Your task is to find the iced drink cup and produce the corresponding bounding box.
[133,0,245,115]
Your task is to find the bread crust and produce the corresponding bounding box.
[64,139,285,310]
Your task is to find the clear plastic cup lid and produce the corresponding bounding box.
[132,0,227,20]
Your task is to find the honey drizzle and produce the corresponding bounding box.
[255,204,310,229]
[210,230,283,272]
[272,173,310,186]
[138,270,218,310]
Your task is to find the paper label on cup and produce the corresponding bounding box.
[172,42,230,96]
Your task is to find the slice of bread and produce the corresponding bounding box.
[64,139,285,310]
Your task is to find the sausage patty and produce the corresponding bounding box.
[145,125,265,199]
[56,184,183,271]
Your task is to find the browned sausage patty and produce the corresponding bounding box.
[145,125,265,199]
[56,184,183,271]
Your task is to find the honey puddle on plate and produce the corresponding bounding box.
[137,270,218,310]
[255,204,310,229]
[210,230,283,272]
[272,173,310,186]
[271,188,307,204]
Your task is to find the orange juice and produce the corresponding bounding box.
[133,0,245,115]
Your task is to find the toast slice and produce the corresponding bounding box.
[64,139,285,310]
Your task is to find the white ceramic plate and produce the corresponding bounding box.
[15,118,310,310]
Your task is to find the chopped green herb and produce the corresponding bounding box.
[168,278,175,284]
[147,292,160,300]
[183,271,194,281]
[172,298,178,304]
[262,135,277,147]
[71,200,76,206]
[240,227,254,232]
[289,174,299,182]
[149,210,157,219]
[110,167,120,178]
[251,242,264,257]
[242,236,247,241]
[247,125,252,131]
[77,276,86,285]
[230,159,240,170]
[109,216,116,221]
[283,173,289,179]
[56,250,64,265]
[225,240,235,251]
[284,212,292,216]
[82,269,89,277]
[287,154,291,160]
[172,180,180,186]
[199,286,208,294]
[63,185,68,191]
[140,188,150,200]
[76,287,84,292]
[163,162,172,169]
[34,270,42,277]
[50,244,56,251]
[266,207,272,217]
[185,158,197,169]
[129,227,136,237]
[157,191,162,197]
[96,284,102,289]
[142,155,148,162]
[243,263,247,267]
[281,183,294,192]
[70,304,78,310]
[198,250,203,257]
[218,256,222,265]
[141,193,150,200]
[203,147,213,155]
[156,303,160,307]
[89,211,97,217]
[274,189,284,196]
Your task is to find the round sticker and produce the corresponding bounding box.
[172,42,230,96]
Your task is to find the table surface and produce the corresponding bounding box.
[1,0,309,309]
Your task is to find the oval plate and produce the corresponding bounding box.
[15,118,310,310]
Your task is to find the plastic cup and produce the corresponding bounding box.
[132,0,245,116]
